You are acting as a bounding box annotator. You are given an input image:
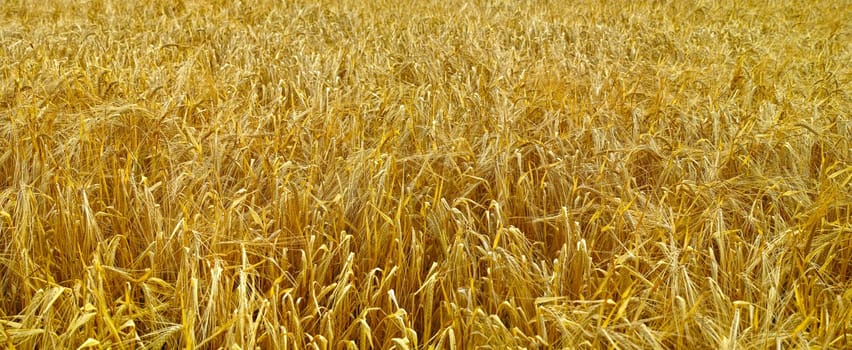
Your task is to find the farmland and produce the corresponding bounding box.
[1,0,851,348]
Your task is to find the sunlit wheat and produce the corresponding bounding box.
[0,0,850,348]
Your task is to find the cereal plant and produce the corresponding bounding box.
[0,0,850,348]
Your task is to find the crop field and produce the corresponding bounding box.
[1,0,851,348]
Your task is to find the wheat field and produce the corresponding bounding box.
[1,0,851,348]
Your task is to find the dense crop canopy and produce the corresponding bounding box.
[0,0,850,348]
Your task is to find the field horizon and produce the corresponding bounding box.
[1,0,851,348]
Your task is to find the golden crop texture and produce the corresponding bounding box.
[1,0,850,348]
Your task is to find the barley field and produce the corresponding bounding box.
[1,0,851,348]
